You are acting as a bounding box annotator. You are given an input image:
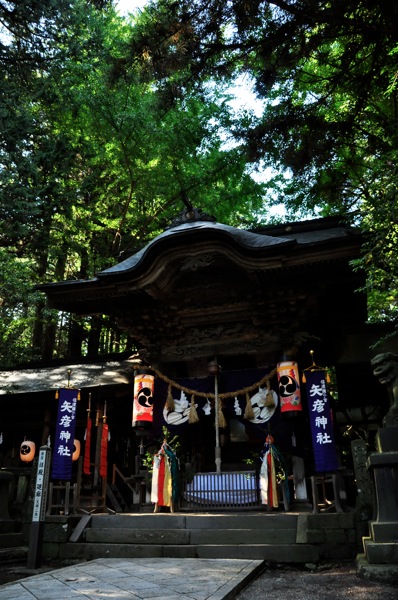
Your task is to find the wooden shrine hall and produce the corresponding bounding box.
[31,208,391,513]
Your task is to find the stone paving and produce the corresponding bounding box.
[0,557,264,600]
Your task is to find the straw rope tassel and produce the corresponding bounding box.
[244,391,255,420]
[166,384,175,411]
[218,397,227,428]
[189,395,199,424]
[265,382,276,408]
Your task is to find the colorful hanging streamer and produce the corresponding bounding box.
[259,435,289,509]
[151,450,172,507]
[151,441,179,508]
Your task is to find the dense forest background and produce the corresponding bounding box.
[1,0,397,369]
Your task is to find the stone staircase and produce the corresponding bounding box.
[49,511,360,564]
[0,520,28,564]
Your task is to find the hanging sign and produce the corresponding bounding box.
[304,369,338,472]
[32,446,51,522]
[277,361,302,413]
[51,388,79,480]
[132,373,155,428]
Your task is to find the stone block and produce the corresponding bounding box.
[357,553,398,585]
[0,520,15,534]
[295,514,309,543]
[347,528,357,544]
[376,426,398,452]
[90,513,186,530]
[370,521,398,543]
[305,512,355,529]
[320,543,356,560]
[85,528,189,545]
[43,522,72,543]
[164,545,198,558]
[305,529,325,544]
[190,527,296,545]
[42,541,60,559]
[364,540,398,564]
[59,542,164,560]
[325,529,347,544]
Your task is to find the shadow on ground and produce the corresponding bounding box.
[235,561,398,600]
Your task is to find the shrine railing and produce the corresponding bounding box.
[180,470,262,511]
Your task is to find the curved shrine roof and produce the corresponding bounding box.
[36,214,363,319]
[98,220,294,278]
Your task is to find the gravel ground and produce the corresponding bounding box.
[236,561,398,600]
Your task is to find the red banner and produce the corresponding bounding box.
[100,422,109,479]
[83,417,92,475]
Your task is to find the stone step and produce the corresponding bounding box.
[0,532,24,549]
[42,512,360,564]
[89,513,298,531]
[58,541,320,562]
[0,545,28,562]
[85,527,297,545]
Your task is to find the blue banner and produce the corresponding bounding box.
[51,388,78,480]
[305,370,338,473]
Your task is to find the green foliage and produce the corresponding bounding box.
[1,0,398,366]
[141,427,181,474]
[0,249,44,366]
[0,0,271,366]
[117,0,398,341]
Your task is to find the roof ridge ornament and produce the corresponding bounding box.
[166,207,216,229]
